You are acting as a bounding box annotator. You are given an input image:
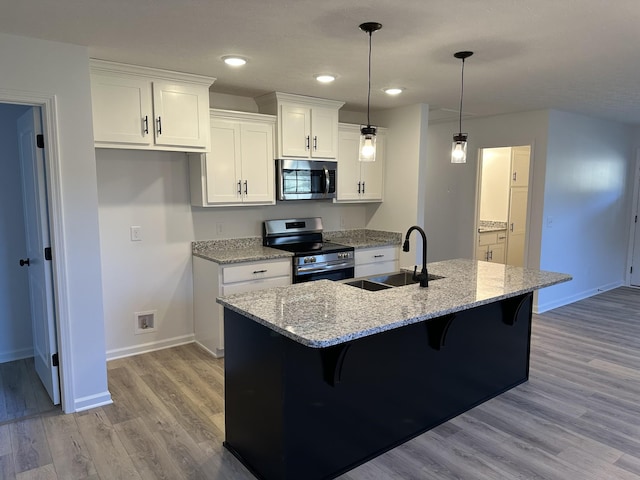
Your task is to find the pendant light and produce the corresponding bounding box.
[451,51,473,164]
[359,22,382,162]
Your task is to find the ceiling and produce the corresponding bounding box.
[2,0,640,124]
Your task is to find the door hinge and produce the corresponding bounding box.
[631,266,634,274]
[44,247,52,261]
[36,134,45,149]
[52,353,59,367]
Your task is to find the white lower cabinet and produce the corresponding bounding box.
[476,231,507,263]
[355,246,399,277]
[193,256,291,357]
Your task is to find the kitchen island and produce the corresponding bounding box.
[217,259,571,480]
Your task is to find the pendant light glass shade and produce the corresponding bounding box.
[359,125,377,161]
[451,51,473,164]
[451,133,468,163]
[359,22,382,162]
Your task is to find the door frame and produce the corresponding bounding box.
[0,89,73,413]
[474,143,535,267]
[625,148,640,287]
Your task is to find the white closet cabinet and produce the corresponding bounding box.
[336,124,386,202]
[189,110,276,207]
[255,92,344,159]
[90,59,214,152]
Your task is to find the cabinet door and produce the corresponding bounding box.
[511,147,530,187]
[152,81,209,149]
[311,106,338,158]
[506,187,528,266]
[360,133,385,201]
[240,122,275,204]
[476,245,489,261]
[90,73,153,146]
[488,243,505,263]
[336,128,362,201]
[280,104,311,157]
[205,120,242,204]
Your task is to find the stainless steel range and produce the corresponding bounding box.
[263,217,354,283]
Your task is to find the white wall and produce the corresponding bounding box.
[537,110,634,311]
[96,148,369,357]
[0,33,110,412]
[479,147,511,222]
[425,110,549,266]
[367,104,429,266]
[0,103,32,362]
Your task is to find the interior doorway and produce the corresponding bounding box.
[476,145,532,267]
[0,102,61,422]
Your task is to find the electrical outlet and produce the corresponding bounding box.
[546,216,554,228]
[130,225,142,241]
[340,216,346,228]
[216,222,224,236]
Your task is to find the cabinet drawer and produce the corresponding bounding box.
[478,232,497,246]
[355,246,398,264]
[496,231,507,243]
[221,276,291,296]
[355,260,398,278]
[222,259,291,284]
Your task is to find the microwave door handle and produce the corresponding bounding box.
[323,166,330,196]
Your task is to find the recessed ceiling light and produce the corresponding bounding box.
[383,87,405,95]
[222,55,247,67]
[315,74,336,83]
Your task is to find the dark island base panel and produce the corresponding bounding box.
[223,293,533,480]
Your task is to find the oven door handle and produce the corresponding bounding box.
[296,261,354,274]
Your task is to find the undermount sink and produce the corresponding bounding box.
[343,279,392,291]
[370,271,445,287]
[343,271,445,291]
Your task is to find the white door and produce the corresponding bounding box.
[631,168,640,286]
[205,119,242,204]
[507,187,528,267]
[240,122,274,204]
[310,106,338,158]
[17,108,60,405]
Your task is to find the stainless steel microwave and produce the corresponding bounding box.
[276,159,337,201]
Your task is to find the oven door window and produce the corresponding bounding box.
[294,267,354,283]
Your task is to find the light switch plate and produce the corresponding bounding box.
[130,225,142,241]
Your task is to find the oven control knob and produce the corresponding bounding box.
[311,256,316,263]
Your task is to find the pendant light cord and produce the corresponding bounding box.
[458,57,465,134]
[367,31,372,126]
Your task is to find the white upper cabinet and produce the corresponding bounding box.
[189,110,276,207]
[336,123,386,203]
[90,60,215,152]
[255,92,344,160]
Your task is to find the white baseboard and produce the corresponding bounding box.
[105,334,195,361]
[535,281,623,314]
[73,391,113,412]
[194,341,224,358]
[0,347,33,363]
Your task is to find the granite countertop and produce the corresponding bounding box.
[217,259,572,348]
[192,238,293,264]
[478,220,508,233]
[193,229,402,264]
[324,229,402,248]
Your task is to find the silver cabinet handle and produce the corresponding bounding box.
[305,135,310,150]
[156,117,162,135]
[244,180,248,195]
[510,223,514,232]
[373,254,385,258]
[143,116,149,134]
[237,180,242,195]
[362,181,365,194]
[357,181,361,194]
[313,136,318,151]
[253,269,267,274]
[488,250,493,261]
[512,171,517,182]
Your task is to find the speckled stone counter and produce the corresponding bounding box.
[192,238,293,264]
[478,220,508,233]
[217,258,571,348]
[324,228,401,248]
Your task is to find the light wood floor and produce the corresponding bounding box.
[2,287,640,479]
